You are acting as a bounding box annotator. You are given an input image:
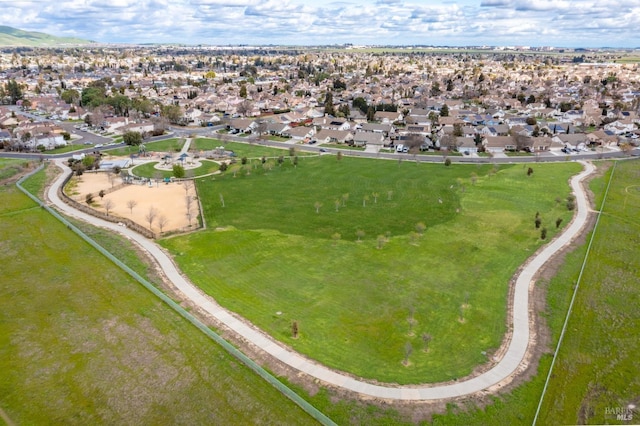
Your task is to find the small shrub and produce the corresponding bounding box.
[444,158,452,166]
[556,217,563,228]
[535,217,542,229]
[85,193,94,205]
[541,227,547,240]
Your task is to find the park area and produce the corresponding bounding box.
[65,170,198,234]
[161,155,583,384]
[4,157,638,424]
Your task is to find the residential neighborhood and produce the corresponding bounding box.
[1,46,639,157]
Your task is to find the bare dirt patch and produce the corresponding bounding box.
[69,171,198,234]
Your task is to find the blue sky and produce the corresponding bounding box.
[1,0,639,47]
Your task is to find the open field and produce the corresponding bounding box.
[192,137,311,158]
[161,156,581,384]
[0,181,312,425]
[536,159,640,424]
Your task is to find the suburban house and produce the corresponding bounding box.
[352,131,384,147]
[456,137,479,154]
[553,133,589,150]
[228,118,257,134]
[484,136,517,153]
[374,110,403,123]
[587,129,619,147]
[314,129,353,144]
[282,126,315,142]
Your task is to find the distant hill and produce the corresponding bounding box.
[0,26,94,47]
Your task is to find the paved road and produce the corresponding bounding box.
[45,158,595,400]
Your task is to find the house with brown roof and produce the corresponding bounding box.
[484,136,516,153]
[314,129,353,144]
[352,131,384,147]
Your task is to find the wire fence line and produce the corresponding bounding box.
[532,161,618,426]
[16,164,335,426]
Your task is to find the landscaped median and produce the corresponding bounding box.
[160,155,583,385]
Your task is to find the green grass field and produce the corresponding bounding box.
[130,159,220,179]
[0,158,31,181]
[104,138,185,156]
[161,156,581,384]
[192,137,310,159]
[0,181,313,424]
[536,159,640,424]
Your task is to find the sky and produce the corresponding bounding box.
[1,0,639,48]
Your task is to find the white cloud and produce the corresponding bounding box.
[2,0,640,47]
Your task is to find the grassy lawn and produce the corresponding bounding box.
[321,143,366,151]
[161,156,581,384]
[0,158,32,181]
[536,159,640,424]
[192,137,307,158]
[104,138,185,156]
[130,159,220,179]
[0,183,313,425]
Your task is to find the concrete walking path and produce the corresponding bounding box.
[46,159,595,401]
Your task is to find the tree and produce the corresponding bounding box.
[362,195,369,207]
[352,97,368,114]
[123,131,143,146]
[444,158,452,166]
[440,104,449,117]
[372,192,379,203]
[185,195,195,226]
[314,201,322,213]
[172,164,185,178]
[527,167,534,176]
[422,333,432,353]
[341,193,349,207]
[540,227,547,240]
[556,217,563,228]
[161,104,182,124]
[98,189,106,199]
[356,229,365,241]
[60,89,80,105]
[377,235,386,249]
[535,217,542,229]
[336,151,343,161]
[85,193,94,205]
[158,215,169,233]
[145,206,158,231]
[403,342,413,366]
[239,84,247,98]
[323,91,335,116]
[291,321,299,339]
[103,198,115,216]
[127,199,138,214]
[415,222,426,235]
[5,79,23,104]
[331,232,341,246]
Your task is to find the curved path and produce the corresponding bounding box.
[47,159,595,401]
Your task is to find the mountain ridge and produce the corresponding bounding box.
[0,26,94,47]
